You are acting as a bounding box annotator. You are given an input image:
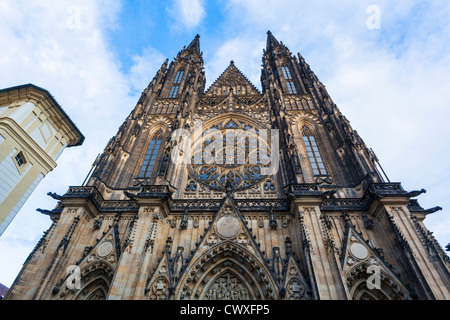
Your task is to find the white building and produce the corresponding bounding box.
[0,84,84,236]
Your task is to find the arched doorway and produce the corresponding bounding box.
[175,241,278,300]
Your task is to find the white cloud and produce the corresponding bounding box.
[129,47,166,93]
[204,37,265,91]
[167,0,206,31]
[0,0,135,287]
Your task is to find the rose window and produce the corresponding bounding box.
[188,119,275,191]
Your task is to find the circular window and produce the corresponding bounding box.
[188,118,274,191]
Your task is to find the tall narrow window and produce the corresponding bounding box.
[273,68,279,80]
[286,81,297,94]
[139,130,163,178]
[302,126,327,176]
[169,70,184,98]
[174,70,184,84]
[281,66,292,80]
[169,86,179,98]
[282,65,297,94]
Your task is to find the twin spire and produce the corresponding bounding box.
[179,31,283,94]
[184,31,280,56]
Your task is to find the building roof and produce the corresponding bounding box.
[0,83,85,147]
[0,283,9,299]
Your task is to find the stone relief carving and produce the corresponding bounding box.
[204,272,250,300]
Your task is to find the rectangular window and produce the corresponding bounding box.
[15,152,25,167]
[169,70,184,98]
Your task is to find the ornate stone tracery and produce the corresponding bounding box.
[175,241,277,300]
[188,114,276,192]
[203,271,251,300]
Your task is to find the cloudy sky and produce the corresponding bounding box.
[0,0,449,288]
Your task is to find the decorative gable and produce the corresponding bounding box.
[169,194,280,300]
[53,222,120,300]
[282,255,311,300]
[205,61,260,96]
[340,222,411,300]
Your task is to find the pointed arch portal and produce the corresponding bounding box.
[175,241,278,300]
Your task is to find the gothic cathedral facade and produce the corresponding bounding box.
[6,32,449,300]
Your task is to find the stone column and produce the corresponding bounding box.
[376,198,450,300]
[295,197,349,300]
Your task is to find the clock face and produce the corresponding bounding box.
[188,118,273,191]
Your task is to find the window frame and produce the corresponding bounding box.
[174,70,184,84]
[12,150,29,175]
[169,70,185,98]
[281,65,292,80]
[286,81,297,94]
[138,130,164,178]
[280,65,297,94]
[169,85,179,98]
[302,126,328,177]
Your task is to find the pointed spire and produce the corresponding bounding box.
[186,34,201,54]
[266,30,280,50]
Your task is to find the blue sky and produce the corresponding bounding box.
[0,0,449,288]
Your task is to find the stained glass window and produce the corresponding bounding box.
[189,120,273,191]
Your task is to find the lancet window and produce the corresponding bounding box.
[139,129,163,178]
[169,70,184,98]
[302,126,327,176]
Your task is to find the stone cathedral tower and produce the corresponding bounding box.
[6,32,449,301]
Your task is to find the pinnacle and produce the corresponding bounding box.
[266,30,280,50]
[186,34,201,55]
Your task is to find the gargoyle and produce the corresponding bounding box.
[47,192,63,200]
[424,206,443,215]
[407,189,426,198]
